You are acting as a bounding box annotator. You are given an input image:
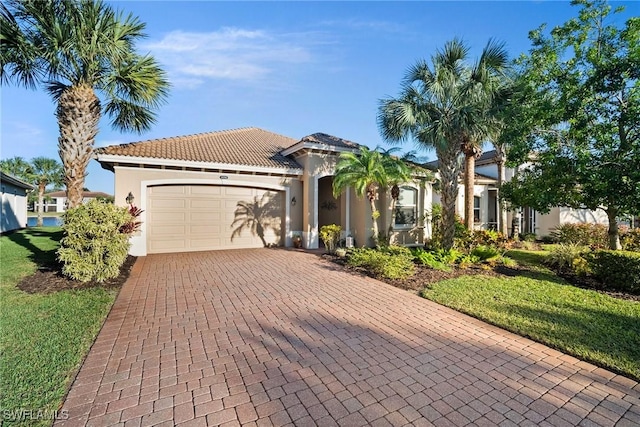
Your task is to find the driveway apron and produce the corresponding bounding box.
[56,249,640,426]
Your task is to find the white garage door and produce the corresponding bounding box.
[147,185,284,254]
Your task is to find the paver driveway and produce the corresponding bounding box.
[57,249,640,426]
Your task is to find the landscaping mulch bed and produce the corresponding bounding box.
[17,255,137,294]
[322,252,640,301]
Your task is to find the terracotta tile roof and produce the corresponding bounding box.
[300,133,361,149]
[95,127,302,170]
[46,191,112,199]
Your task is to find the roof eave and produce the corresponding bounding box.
[95,154,304,176]
[280,141,361,157]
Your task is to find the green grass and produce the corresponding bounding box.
[505,249,549,267]
[422,273,640,380]
[0,228,117,426]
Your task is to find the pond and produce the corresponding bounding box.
[27,217,64,227]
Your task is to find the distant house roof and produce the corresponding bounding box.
[46,191,112,199]
[425,149,499,169]
[95,127,302,170]
[0,171,34,190]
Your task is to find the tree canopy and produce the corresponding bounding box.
[501,0,640,249]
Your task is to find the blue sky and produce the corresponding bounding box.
[2,1,637,194]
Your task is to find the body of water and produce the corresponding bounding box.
[27,217,64,227]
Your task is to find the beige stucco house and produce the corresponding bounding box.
[95,128,432,256]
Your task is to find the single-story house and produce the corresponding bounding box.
[37,190,113,213]
[95,128,433,256]
[1,171,34,233]
[474,150,610,237]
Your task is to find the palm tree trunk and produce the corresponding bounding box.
[496,157,508,236]
[368,197,380,246]
[57,84,101,209]
[463,152,476,230]
[37,182,45,227]
[438,146,462,250]
[606,208,621,250]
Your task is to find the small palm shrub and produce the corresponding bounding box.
[58,200,139,282]
[544,244,590,275]
[320,224,342,254]
[347,247,414,280]
[550,223,609,248]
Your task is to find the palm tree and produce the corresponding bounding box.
[1,0,169,208]
[378,38,510,249]
[332,147,389,245]
[231,193,281,247]
[31,157,63,226]
[0,156,32,181]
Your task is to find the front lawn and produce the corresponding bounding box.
[422,273,640,380]
[0,228,118,426]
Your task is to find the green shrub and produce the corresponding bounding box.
[412,248,451,271]
[57,200,136,282]
[471,229,508,249]
[428,204,470,250]
[588,250,640,294]
[622,228,640,252]
[320,224,342,254]
[347,248,415,280]
[544,244,589,273]
[471,245,501,261]
[550,223,609,248]
[520,232,537,242]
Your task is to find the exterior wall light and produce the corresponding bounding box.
[291,197,297,206]
[126,192,135,205]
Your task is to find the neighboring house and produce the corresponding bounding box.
[470,150,610,237]
[37,190,113,213]
[1,171,34,233]
[95,128,433,256]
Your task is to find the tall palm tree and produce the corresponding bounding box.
[332,147,389,245]
[1,0,169,208]
[378,38,510,249]
[31,157,63,226]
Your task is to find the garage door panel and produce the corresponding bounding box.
[150,212,186,223]
[190,186,221,196]
[147,184,284,254]
[150,198,186,209]
[150,186,186,195]
[190,211,221,222]
[223,187,253,197]
[190,199,221,209]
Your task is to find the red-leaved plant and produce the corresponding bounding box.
[119,204,144,234]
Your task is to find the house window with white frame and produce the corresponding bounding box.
[474,196,481,223]
[395,186,418,228]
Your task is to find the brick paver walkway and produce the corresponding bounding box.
[56,249,639,426]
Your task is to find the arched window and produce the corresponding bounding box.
[395,186,418,228]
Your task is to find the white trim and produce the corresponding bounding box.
[97,154,303,176]
[281,142,360,157]
[130,178,291,256]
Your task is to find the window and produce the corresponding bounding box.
[395,186,417,227]
[474,196,481,223]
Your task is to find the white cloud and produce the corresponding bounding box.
[143,27,320,88]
